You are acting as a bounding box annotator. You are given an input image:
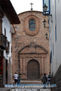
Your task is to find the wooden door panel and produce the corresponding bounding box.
[27,59,40,80]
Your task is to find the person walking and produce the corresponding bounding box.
[13,72,19,84]
[42,73,47,88]
[47,72,52,85]
[17,74,21,84]
[42,73,47,84]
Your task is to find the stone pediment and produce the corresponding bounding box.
[19,44,48,54]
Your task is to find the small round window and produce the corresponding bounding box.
[29,19,36,31]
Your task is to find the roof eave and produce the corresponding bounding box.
[0,0,20,24]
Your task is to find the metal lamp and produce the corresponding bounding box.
[43,4,48,13]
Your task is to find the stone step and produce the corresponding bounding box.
[5,84,56,88]
[10,88,51,91]
[21,80,42,84]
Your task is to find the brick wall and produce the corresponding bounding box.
[12,11,50,82]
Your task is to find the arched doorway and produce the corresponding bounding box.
[27,59,40,80]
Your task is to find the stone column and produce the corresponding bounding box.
[43,57,45,74]
[41,56,44,74]
[20,58,23,78]
[39,57,42,77]
[22,58,27,79]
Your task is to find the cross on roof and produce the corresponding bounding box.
[30,3,33,11]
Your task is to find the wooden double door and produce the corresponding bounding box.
[27,59,40,80]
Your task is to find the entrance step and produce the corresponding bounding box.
[21,80,42,84]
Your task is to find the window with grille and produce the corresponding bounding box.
[29,19,36,31]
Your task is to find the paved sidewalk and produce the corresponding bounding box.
[11,88,51,91]
[1,84,55,91]
[0,88,10,91]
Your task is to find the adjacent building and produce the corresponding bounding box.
[0,0,20,86]
[12,11,50,84]
[44,0,61,90]
[50,0,61,90]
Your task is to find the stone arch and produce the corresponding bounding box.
[27,59,40,80]
[24,15,40,36]
[18,44,48,54]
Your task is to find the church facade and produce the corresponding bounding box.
[12,11,50,83]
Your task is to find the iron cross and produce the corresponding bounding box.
[30,3,33,11]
